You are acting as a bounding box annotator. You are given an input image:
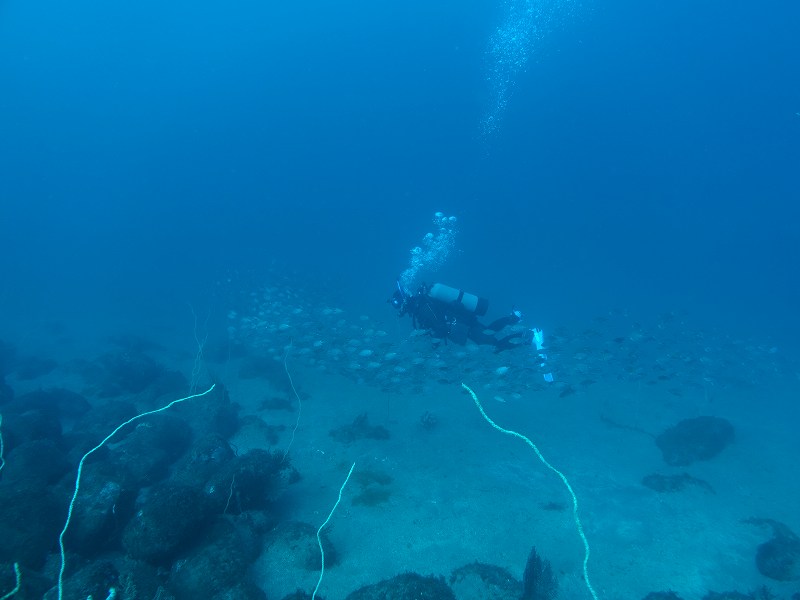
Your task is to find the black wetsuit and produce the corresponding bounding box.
[403,291,527,352]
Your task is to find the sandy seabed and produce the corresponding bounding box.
[229,358,800,600]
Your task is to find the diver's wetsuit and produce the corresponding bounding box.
[403,290,527,352]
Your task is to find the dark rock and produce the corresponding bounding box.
[0,487,66,569]
[44,560,119,600]
[540,501,568,512]
[3,439,70,488]
[0,377,13,405]
[15,356,57,380]
[330,413,390,444]
[522,547,558,600]
[756,535,800,581]
[168,518,261,599]
[62,430,112,468]
[205,581,267,600]
[0,560,50,599]
[72,400,138,446]
[260,395,294,411]
[0,564,20,599]
[352,486,391,507]
[655,416,734,466]
[449,562,521,600]
[112,558,162,600]
[79,350,167,397]
[642,472,715,494]
[106,333,163,354]
[236,415,284,446]
[175,382,238,439]
[149,369,189,400]
[172,433,236,491]
[16,388,91,418]
[108,414,193,488]
[0,406,62,453]
[122,484,213,565]
[279,592,313,600]
[419,411,438,431]
[0,341,17,378]
[350,468,393,507]
[745,518,800,581]
[98,350,164,395]
[206,448,293,515]
[345,572,456,600]
[263,521,337,571]
[64,473,135,555]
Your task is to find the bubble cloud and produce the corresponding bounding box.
[481,0,581,137]
[399,212,458,292]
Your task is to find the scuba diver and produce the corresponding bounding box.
[389,282,533,352]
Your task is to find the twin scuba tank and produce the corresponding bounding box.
[427,283,489,317]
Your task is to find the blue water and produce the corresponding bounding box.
[2,0,798,341]
[1,1,799,597]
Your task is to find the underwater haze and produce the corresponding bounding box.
[1,0,798,337]
[1,0,799,599]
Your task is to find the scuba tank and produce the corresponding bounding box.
[429,283,488,317]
